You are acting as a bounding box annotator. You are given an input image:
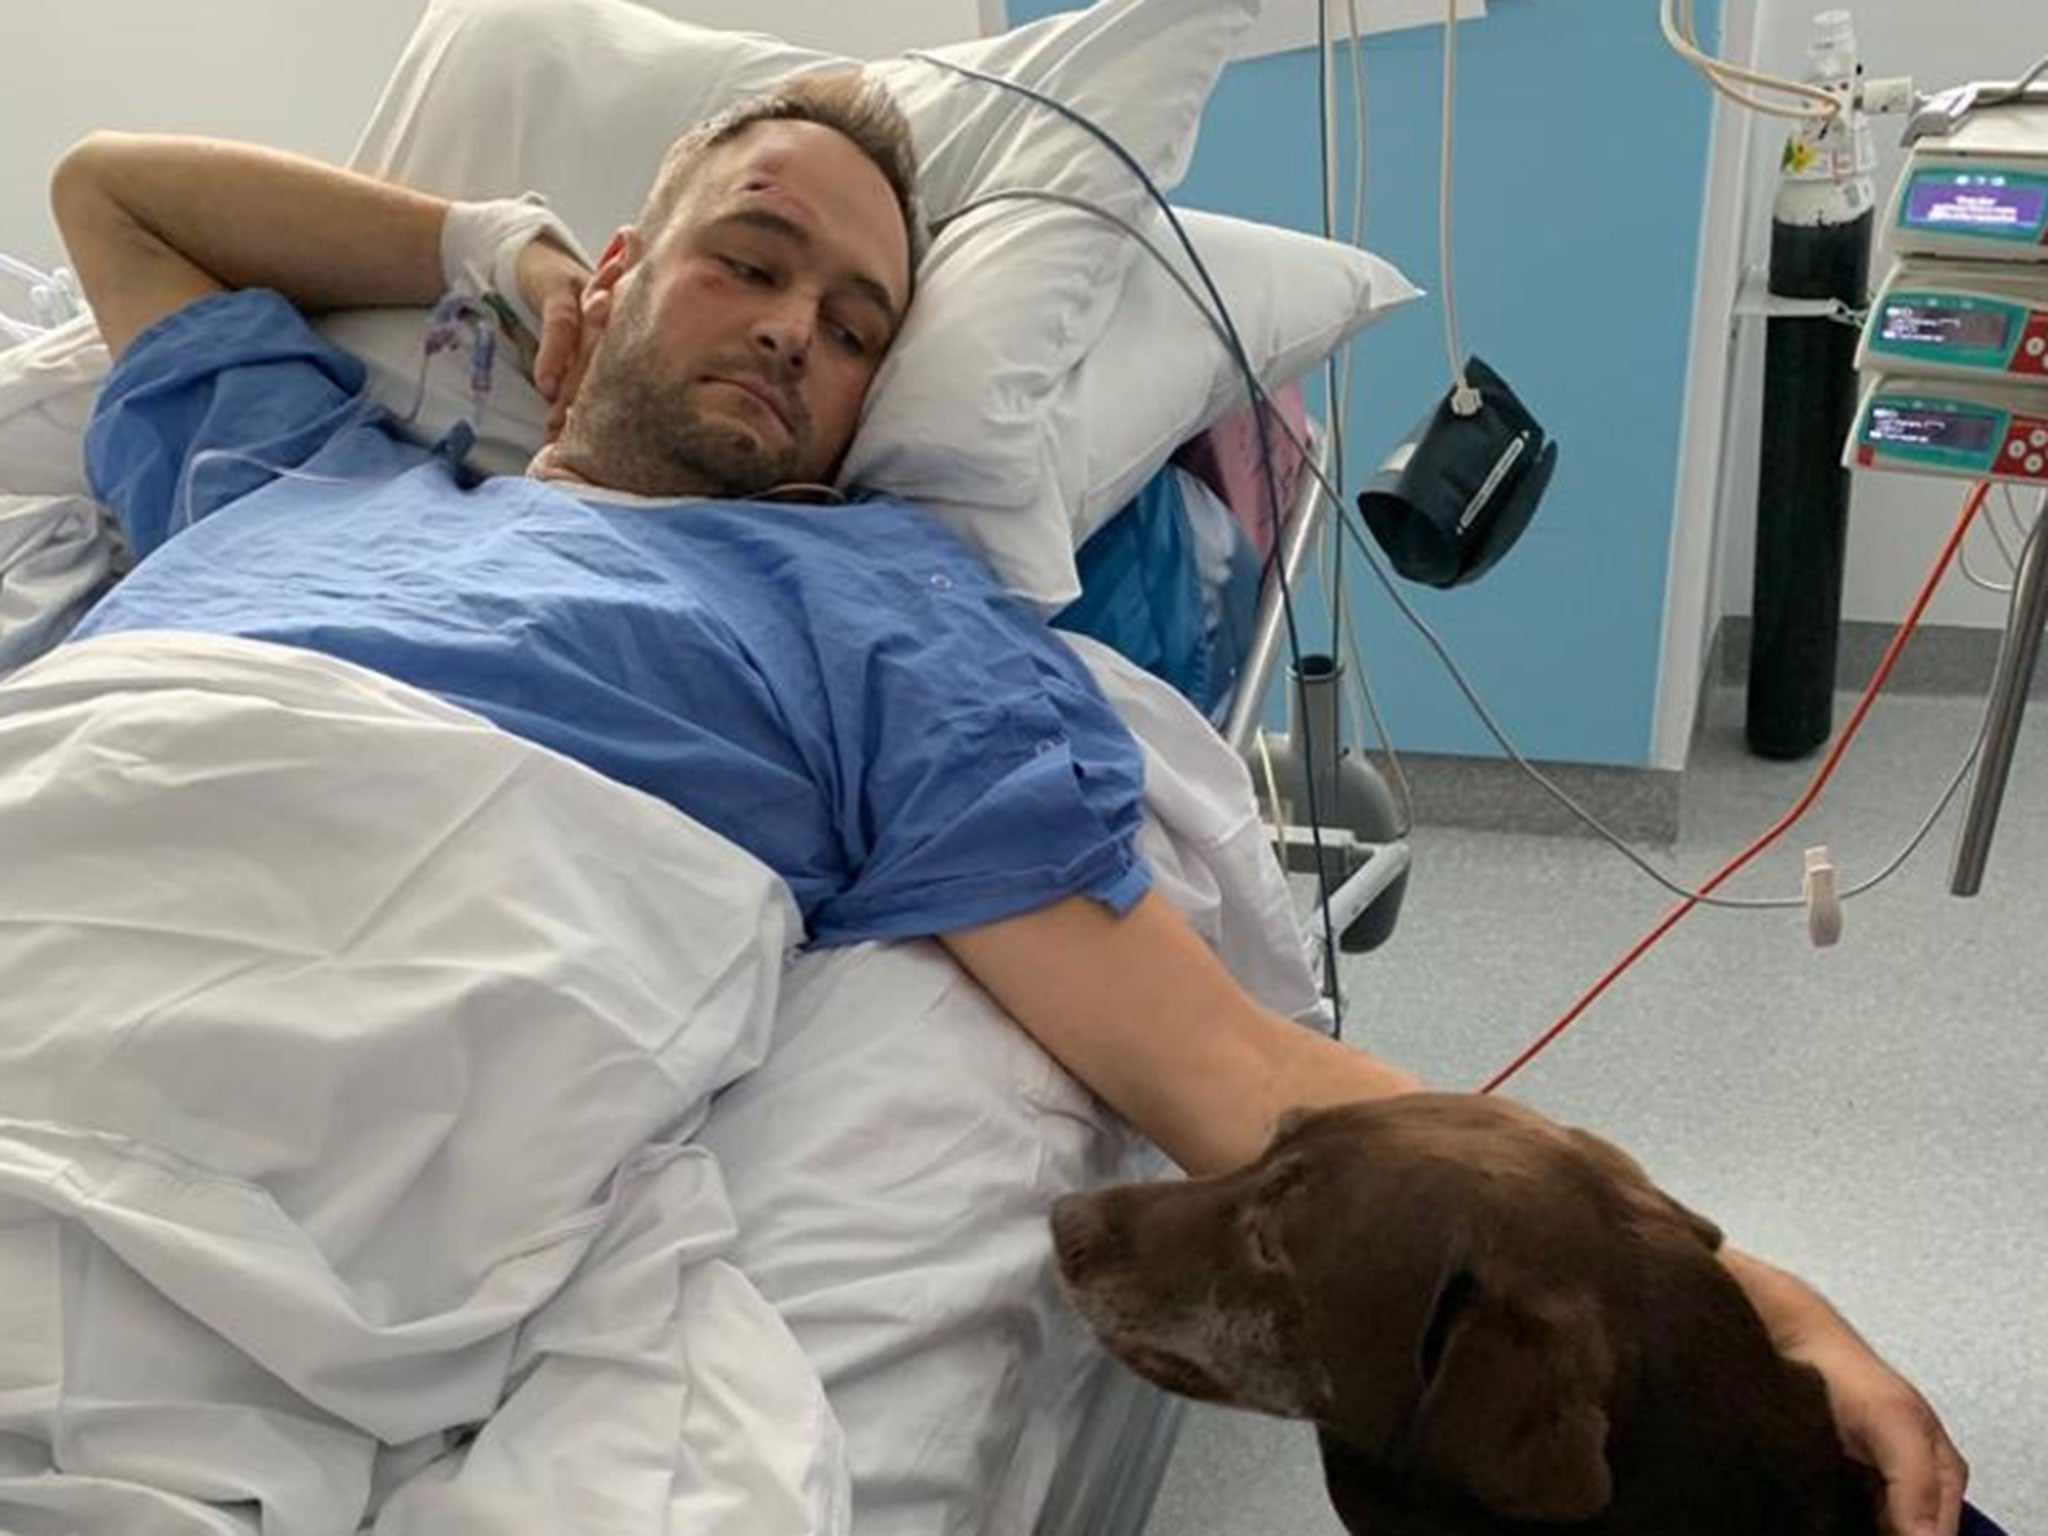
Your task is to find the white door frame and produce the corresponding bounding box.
[1653,0,1766,769]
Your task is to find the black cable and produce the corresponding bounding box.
[905,50,1349,1027]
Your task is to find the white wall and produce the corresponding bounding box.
[1,0,990,284]
[1713,0,2043,633]
[1655,0,1766,766]
[3,0,424,275]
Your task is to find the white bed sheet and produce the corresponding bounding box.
[0,491,112,673]
[0,633,844,1536]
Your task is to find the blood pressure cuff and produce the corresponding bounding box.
[1356,355,1557,589]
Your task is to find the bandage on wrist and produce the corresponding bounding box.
[439,193,593,344]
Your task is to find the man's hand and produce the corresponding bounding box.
[1723,1246,1968,1536]
[1796,1327,1968,1536]
[515,236,594,440]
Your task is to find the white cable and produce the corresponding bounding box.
[1958,538,2012,596]
[1439,0,1478,414]
[1980,496,2020,571]
[1673,0,1843,120]
[0,251,56,289]
[1347,0,1368,258]
[1699,62,1842,121]
[1320,5,1341,253]
[1330,0,1377,669]
[1663,0,1841,121]
[0,252,61,340]
[1255,726,1291,840]
[1332,0,1371,499]
[1677,0,1837,116]
[1960,493,2029,595]
[1341,599,1418,836]
[2000,484,2042,550]
[175,381,392,534]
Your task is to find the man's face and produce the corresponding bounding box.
[556,120,912,498]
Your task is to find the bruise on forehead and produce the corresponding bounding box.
[686,126,911,328]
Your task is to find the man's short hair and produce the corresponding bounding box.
[637,72,925,274]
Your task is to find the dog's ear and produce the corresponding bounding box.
[1405,1276,1616,1524]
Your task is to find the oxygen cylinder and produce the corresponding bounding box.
[1746,9,1876,759]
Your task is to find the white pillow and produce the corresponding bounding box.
[348,0,1262,601]
[308,209,1422,585]
[1055,208,1423,547]
[1,212,1421,613]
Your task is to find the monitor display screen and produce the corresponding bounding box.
[1868,404,1999,455]
[1905,173,2048,236]
[1880,301,2015,353]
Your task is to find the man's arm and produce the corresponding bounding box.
[942,890,1966,1536]
[50,133,451,361]
[940,889,1421,1177]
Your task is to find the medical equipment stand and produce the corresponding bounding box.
[1870,76,2048,894]
[1950,516,2048,894]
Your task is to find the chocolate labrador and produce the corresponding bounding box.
[1053,1093,1880,1536]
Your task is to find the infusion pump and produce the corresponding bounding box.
[1851,93,2048,482]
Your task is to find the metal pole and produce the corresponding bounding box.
[1224,434,1332,756]
[1950,520,2048,894]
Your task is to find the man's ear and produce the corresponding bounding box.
[1405,1279,1616,1524]
[583,227,644,313]
[567,228,643,355]
[535,226,643,446]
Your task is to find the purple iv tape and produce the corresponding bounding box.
[424,291,499,401]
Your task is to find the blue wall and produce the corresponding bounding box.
[1006,0,1719,768]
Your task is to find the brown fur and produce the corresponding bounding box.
[1053,1094,1880,1536]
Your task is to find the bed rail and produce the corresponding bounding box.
[1225,427,1410,969]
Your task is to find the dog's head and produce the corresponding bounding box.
[1053,1093,1736,1528]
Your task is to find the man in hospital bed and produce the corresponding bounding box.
[36,72,1963,1536]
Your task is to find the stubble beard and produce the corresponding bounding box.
[553,293,809,500]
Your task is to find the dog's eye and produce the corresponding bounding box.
[1246,1203,1289,1272]
[1244,1166,1302,1273]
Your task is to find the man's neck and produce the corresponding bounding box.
[524,445,843,506]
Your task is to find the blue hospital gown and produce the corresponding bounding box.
[74,289,1151,946]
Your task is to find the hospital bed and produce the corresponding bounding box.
[0,1,1419,1531]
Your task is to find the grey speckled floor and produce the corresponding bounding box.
[1142,685,2048,1536]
